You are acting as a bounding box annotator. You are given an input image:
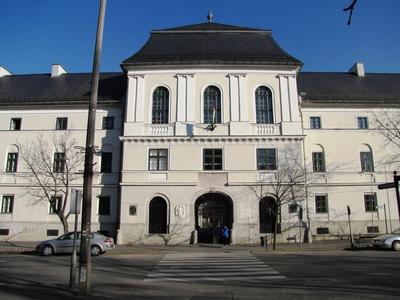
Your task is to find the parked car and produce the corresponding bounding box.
[36,232,115,256]
[373,228,400,251]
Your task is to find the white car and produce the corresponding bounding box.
[373,228,400,251]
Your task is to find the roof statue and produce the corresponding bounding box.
[207,10,214,23]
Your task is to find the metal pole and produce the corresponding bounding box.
[394,171,400,223]
[78,0,107,295]
[70,190,79,288]
[347,205,353,248]
[384,204,388,234]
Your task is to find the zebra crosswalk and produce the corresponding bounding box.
[144,251,286,283]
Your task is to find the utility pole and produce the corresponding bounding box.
[78,0,107,295]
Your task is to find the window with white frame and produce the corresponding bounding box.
[255,86,273,124]
[364,193,377,212]
[203,148,223,170]
[49,196,62,214]
[149,149,168,171]
[56,117,68,130]
[6,152,18,173]
[357,117,368,129]
[203,86,221,124]
[53,152,65,173]
[256,148,277,170]
[310,116,321,129]
[10,118,21,130]
[315,194,328,213]
[360,151,374,172]
[312,152,326,172]
[152,87,169,124]
[1,195,14,214]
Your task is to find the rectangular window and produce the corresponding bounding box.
[1,195,14,214]
[310,116,321,129]
[367,226,379,234]
[364,193,377,212]
[98,196,111,215]
[315,194,328,213]
[288,203,298,214]
[317,227,330,234]
[0,229,9,235]
[53,153,65,173]
[257,149,277,170]
[47,229,59,236]
[6,152,18,173]
[49,196,62,214]
[312,152,326,172]
[102,116,114,130]
[203,149,223,170]
[360,152,374,172]
[149,149,168,171]
[357,117,368,129]
[10,118,21,130]
[56,117,68,130]
[101,152,112,173]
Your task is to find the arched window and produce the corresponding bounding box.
[5,145,19,173]
[259,197,280,233]
[149,197,168,234]
[359,144,374,172]
[204,86,221,124]
[152,87,169,124]
[311,144,326,173]
[255,86,273,124]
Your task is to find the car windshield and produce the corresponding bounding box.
[392,228,400,235]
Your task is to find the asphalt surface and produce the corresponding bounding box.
[0,244,399,299]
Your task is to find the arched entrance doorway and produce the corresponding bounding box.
[259,197,281,234]
[149,197,168,234]
[195,192,233,244]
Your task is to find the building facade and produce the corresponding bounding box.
[1,22,400,244]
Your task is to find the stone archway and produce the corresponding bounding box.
[195,192,233,244]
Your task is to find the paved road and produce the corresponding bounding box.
[0,249,399,299]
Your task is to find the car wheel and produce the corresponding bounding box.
[392,241,400,251]
[41,245,55,256]
[91,245,102,256]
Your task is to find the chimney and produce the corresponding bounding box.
[0,66,12,78]
[51,64,67,77]
[349,62,365,77]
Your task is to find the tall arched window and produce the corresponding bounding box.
[204,86,221,124]
[360,144,374,172]
[152,87,169,124]
[255,86,273,124]
[149,197,168,234]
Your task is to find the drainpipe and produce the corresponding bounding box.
[299,97,312,243]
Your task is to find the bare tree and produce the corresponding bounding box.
[343,0,358,25]
[17,132,84,233]
[251,154,306,250]
[372,109,400,165]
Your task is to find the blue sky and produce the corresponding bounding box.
[1,0,399,74]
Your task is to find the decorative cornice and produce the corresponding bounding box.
[120,136,303,145]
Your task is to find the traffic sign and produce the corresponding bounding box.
[378,182,396,190]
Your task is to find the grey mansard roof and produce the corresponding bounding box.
[122,22,302,67]
[297,72,400,105]
[0,72,126,108]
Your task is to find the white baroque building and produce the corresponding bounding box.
[1,21,400,244]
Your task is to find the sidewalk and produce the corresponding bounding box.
[0,239,354,255]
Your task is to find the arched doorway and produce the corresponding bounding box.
[149,197,168,234]
[195,192,233,244]
[259,197,279,233]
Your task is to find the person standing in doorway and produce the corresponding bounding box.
[222,225,230,247]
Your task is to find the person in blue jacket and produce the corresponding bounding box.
[222,225,230,246]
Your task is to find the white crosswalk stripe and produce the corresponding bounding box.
[144,252,286,283]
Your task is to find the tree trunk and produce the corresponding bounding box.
[59,215,69,233]
[273,215,278,250]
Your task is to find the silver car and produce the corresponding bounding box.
[36,232,115,256]
[373,228,400,251]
